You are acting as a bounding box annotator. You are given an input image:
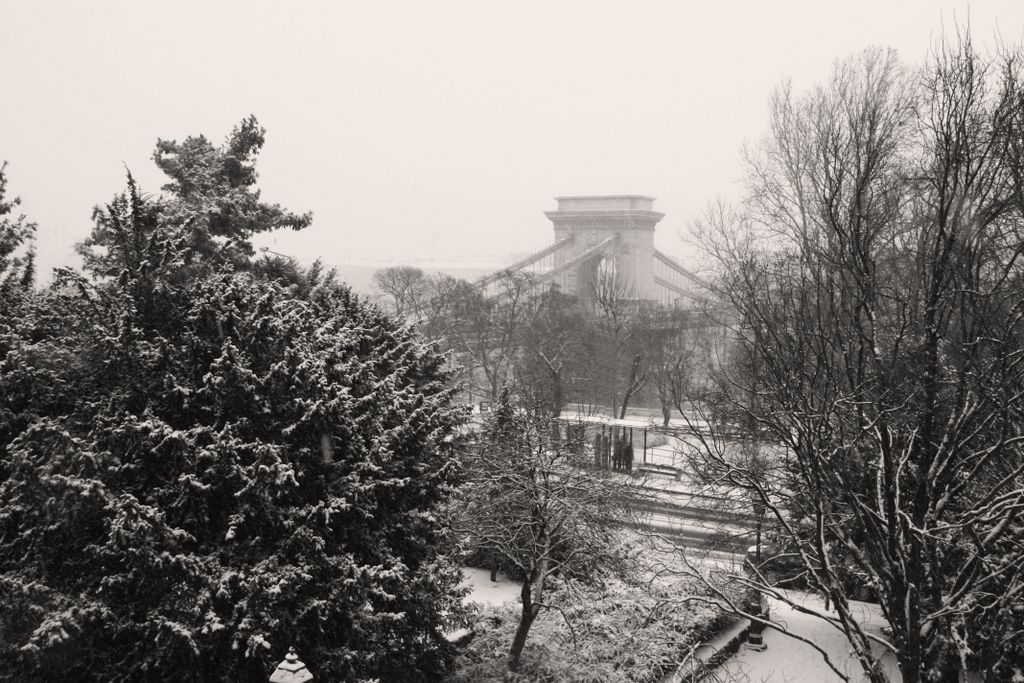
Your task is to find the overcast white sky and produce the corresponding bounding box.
[2,1,1023,280]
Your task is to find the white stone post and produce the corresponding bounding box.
[270,646,313,682]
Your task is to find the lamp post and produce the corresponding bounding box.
[752,495,765,562]
[744,544,770,652]
[746,493,769,652]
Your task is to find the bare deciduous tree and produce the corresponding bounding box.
[372,265,429,319]
[684,38,1024,682]
[636,306,710,426]
[457,391,635,672]
[514,287,589,420]
[442,272,538,402]
[592,256,648,418]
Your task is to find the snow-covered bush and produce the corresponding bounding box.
[448,535,729,682]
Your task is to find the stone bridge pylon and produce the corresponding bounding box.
[478,195,709,309]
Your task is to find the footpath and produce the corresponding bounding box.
[709,591,905,682]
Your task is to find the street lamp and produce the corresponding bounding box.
[745,491,769,652]
[744,543,770,653]
[752,494,766,562]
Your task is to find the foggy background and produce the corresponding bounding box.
[2,0,1022,291]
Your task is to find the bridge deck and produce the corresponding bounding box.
[476,235,717,310]
[476,237,574,288]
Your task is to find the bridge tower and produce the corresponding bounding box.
[544,195,664,308]
[478,194,704,308]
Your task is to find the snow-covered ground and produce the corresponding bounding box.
[715,591,902,682]
[446,567,522,643]
[558,409,712,432]
[459,566,521,608]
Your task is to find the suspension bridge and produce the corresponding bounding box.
[478,195,711,310]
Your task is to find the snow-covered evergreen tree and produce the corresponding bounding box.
[0,162,35,306]
[0,121,466,682]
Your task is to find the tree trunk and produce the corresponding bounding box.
[618,353,645,419]
[508,582,539,671]
[898,661,920,683]
[510,547,550,672]
[551,371,564,420]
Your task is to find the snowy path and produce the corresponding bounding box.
[713,591,902,682]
